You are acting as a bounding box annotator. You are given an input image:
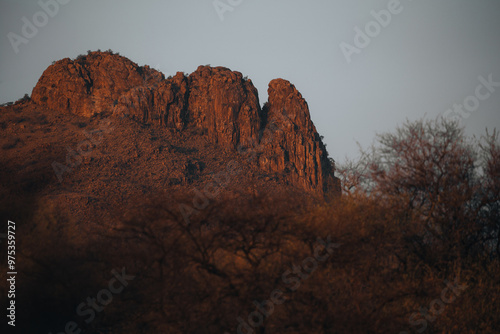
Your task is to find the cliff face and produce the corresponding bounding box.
[31,52,338,194]
[258,79,334,192]
[187,66,262,149]
[31,52,163,117]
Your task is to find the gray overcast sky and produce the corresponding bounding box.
[1,0,499,162]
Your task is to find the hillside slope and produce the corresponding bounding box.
[0,51,339,234]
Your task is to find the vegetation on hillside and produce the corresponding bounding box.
[5,118,499,333]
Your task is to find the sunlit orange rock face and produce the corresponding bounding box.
[187,65,262,149]
[259,79,335,192]
[31,52,339,194]
[31,52,163,117]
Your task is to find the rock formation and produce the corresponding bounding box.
[258,79,334,192]
[31,52,163,117]
[30,51,339,194]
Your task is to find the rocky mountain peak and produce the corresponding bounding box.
[31,51,163,117]
[30,51,339,195]
[266,78,313,132]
